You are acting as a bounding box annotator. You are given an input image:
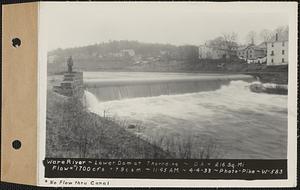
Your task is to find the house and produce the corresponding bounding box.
[199,45,212,59]
[237,44,266,60]
[120,49,135,57]
[199,41,239,60]
[178,45,199,61]
[211,47,229,59]
[237,43,267,64]
[236,45,248,59]
[266,34,288,65]
[198,45,228,60]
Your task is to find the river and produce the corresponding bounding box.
[83,72,287,159]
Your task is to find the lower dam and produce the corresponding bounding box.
[83,72,254,102]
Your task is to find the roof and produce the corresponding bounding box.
[257,42,267,48]
[266,35,288,43]
[237,45,247,50]
[239,44,266,51]
[266,39,288,44]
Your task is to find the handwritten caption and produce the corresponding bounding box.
[43,158,287,179]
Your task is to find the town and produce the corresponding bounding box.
[47,26,288,77]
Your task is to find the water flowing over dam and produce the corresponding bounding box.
[84,72,254,102]
[83,72,287,159]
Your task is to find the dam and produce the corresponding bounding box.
[83,72,254,102]
[82,72,287,159]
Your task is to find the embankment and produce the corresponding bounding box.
[245,65,288,85]
[46,89,171,159]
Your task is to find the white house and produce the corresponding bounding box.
[199,45,228,60]
[266,34,288,65]
[199,45,212,59]
[120,49,135,57]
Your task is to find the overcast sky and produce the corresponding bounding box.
[40,2,290,51]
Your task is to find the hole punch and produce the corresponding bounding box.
[12,140,21,150]
[12,38,21,48]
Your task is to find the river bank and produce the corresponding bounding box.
[46,89,171,159]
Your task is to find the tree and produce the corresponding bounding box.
[222,32,238,51]
[222,32,238,62]
[246,31,257,45]
[259,29,273,42]
[207,36,225,47]
[274,25,289,40]
[207,33,238,50]
[206,33,238,62]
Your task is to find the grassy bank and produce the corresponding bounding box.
[244,65,288,84]
[46,90,171,159]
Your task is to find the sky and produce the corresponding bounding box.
[40,2,291,51]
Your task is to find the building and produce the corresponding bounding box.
[120,49,135,57]
[236,45,247,59]
[266,34,288,65]
[199,45,214,59]
[237,44,266,60]
[198,45,228,60]
[178,45,199,61]
[237,43,267,64]
[199,43,238,60]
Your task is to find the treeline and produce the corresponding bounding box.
[49,40,179,59]
[47,40,200,73]
[204,25,289,49]
[248,25,289,44]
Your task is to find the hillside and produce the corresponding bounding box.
[47,40,198,74]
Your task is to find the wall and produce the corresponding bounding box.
[53,72,84,98]
[199,46,226,60]
[267,41,288,65]
[238,46,266,60]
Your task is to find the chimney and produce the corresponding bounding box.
[275,33,278,41]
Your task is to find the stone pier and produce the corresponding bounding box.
[53,72,84,98]
[53,56,84,98]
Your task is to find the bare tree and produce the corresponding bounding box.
[208,33,238,50]
[246,31,257,45]
[207,36,225,47]
[222,32,238,50]
[259,29,273,42]
[222,32,238,62]
[207,32,238,62]
[274,25,289,40]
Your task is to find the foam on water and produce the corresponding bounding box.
[84,90,100,111]
[84,79,287,159]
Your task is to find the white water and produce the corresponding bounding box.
[84,73,287,159]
